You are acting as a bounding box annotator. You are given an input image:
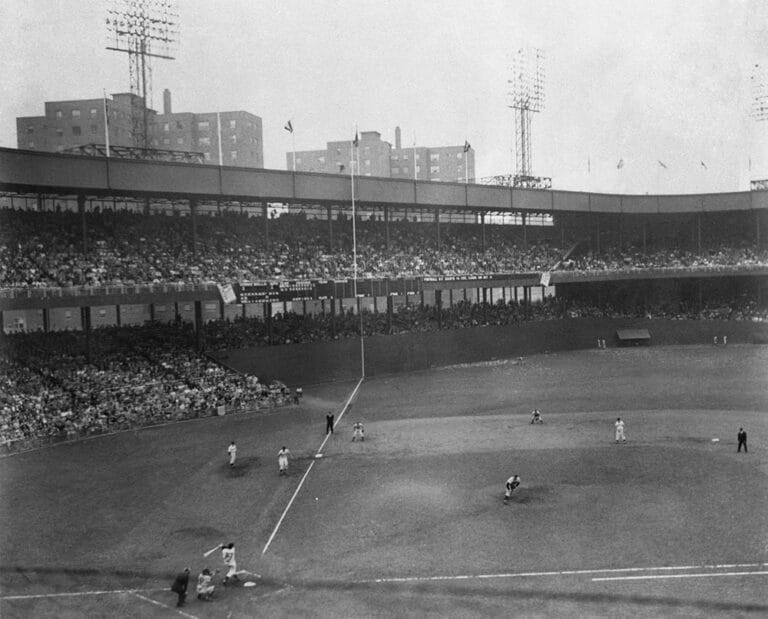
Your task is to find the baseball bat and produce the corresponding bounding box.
[203,544,221,558]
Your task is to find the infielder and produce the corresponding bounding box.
[530,409,543,424]
[352,421,365,441]
[615,417,626,443]
[278,446,291,475]
[505,475,521,500]
[227,441,237,467]
[221,542,238,585]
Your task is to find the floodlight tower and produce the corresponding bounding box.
[507,47,546,187]
[750,63,768,190]
[106,0,178,149]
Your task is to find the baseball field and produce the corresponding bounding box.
[1,344,766,618]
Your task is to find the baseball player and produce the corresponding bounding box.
[352,421,365,441]
[278,446,291,475]
[196,568,217,601]
[227,441,237,467]
[221,542,238,585]
[615,417,626,443]
[505,475,521,500]
[530,409,543,424]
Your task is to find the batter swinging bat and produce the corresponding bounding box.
[203,544,221,558]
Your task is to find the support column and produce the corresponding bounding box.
[595,215,600,255]
[194,300,203,351]
[190,198,198,258]
[642,220,647,254]
[327,205,334,251]
[386,294,394,334]
[116,304,122,327]
[697,213,702,254]
[81,306,92,363]
[435,207,440,249]
[265,302,273,344]
[449,288,454,307]
[43,308,50,332]
[262,203,270,249]
[436,289,443,329]
[330,298,337,338]
[150,303,156,322]
[756,210,762,249]
[384,205,390,250]
[77,194,88,254]
[481,211,486,252]
[522,211,527,250]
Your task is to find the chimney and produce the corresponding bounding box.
[163,89,172,115]
[395,126,401,150]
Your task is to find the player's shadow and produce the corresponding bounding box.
[503,485,552,505]
[224,456,260,478]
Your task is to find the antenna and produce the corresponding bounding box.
[106,0,179,148]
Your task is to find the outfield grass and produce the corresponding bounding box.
[1,345,766,617]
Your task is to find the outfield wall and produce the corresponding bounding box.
[215,319,768,385]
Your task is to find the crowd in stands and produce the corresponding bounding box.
[201,294,768,350]
[0,209,559,288]
[556,243,768,272]
[4,207,765,289]
[0,323,290,447]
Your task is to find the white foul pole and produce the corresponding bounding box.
[217,112,223,166]
[350,129,365,377]
[102,91,110,158]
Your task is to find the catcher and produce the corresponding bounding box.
[504,475,521,501]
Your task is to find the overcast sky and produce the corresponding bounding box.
[1,0,766,194]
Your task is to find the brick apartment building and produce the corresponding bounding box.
[16,90,263,168]
[287,126,475,182]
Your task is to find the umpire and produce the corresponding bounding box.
[737,428,748,453]
[171,567,190,607]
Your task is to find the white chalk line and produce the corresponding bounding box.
[132,591,200,618]
[358,562,768,584]
[261,376,364,556]
[592,571,768,582]
[0,587,165,601]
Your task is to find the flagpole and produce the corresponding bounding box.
[102,90,110,158]
[217,112,223,166]
[292,132,296,172]
[413,132,417,181]
[465,151,469,184]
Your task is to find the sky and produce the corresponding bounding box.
[1,0,766,194]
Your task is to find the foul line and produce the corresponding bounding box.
[358,562,768,584]
[0,588,165,601]
[132,592,200,618]
[592,570,768,582]
[261,376,364,556]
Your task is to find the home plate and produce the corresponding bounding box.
[711,438,720,443]
[244,581,257,587]
[315,453,324,458]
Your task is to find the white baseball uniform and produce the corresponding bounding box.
[615,419,626,442]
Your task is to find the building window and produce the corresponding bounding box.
[56,145,65,152]
[72,109,80,119]
[318,156,325,163]
[364,159,371,166]
[26,125,34,133]
[163,122,170,132]
[430,153,439,161]
[229,120,236,129]
[415,154,420,161]
[230,150,238,160]
[198,121,209,130]
[204,152,211,161]
[457,152,463,159]
[392,167,400,174]
[364,147,370,154]
[416,165,421,174]
[430,165,439,173]
[403,154,409,160]
[27,141,34,148]
[90,108,98,118]
[296,157,302,164]
[231,135,237,144]
[199,137,211,146]
[55,128,64,137]
[176,137,184,145]
[163,137,170,145]
[55,110,63,119]
[90,124,99,134]
[403,167,409,174]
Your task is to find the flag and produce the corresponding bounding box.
[353,131,359,147]
[700,161,707,170]
[587,156,591,173]
[463,140,471,153]
[284,120,293,133]
[338,164,345,173]
[658,160,667,169]
[616,158,624,169]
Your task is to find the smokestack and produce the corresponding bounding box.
[163,89,172,115]
[395,126,401,150]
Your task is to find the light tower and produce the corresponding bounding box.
[507,46,547,188]
[750,62,768,190]
[106,0,178,149]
